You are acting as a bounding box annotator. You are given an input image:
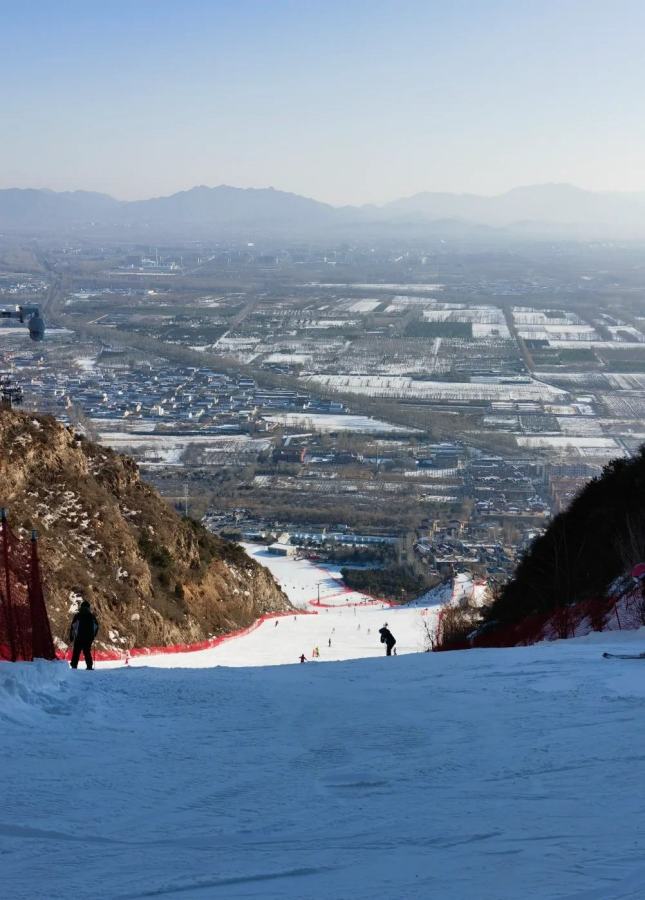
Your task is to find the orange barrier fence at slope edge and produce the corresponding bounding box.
[56,609,319,662]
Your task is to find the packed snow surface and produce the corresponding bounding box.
[5,628,645,899]
[5,549,645,898]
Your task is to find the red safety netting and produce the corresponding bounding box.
[433,588,643,653]
[0,510,55,662]
[58,608,320,663]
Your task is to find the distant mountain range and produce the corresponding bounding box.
[3,183,645,238]
[383,183,645,230]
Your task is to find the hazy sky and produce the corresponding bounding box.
[2,0,645,205]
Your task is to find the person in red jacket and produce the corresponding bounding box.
[69,600,99,670]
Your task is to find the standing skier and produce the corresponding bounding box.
[379,624,396,657]
[299,653,307,663]
[69,600,99,670]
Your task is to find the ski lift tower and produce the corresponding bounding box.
[0,305,46,342]
[0,305,45,408]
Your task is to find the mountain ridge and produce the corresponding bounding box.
[3,182,645,236]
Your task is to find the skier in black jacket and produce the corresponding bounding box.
[69,600,99,670]
[379,625,396,656]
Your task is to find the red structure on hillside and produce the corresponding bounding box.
[0,509,55,661]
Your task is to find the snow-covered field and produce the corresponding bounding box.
[97,433,271,466]
[346,298,382,313]
[556,417,605,436]
[516,435,620,451]
[262,352,312,365]
[262,412,418,434]
[5,627,645,899]
[303,374,568,402]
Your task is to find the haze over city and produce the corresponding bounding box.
[3,0,645,204]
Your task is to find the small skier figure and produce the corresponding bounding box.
[275,619,279,627]
[69,600,99,670]
[315,646,320,658]
[299,653,307,663]
[328,637,332,647]
[379,624,396,657]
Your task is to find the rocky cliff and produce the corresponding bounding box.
[0,408,290,652]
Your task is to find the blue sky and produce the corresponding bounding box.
[2,0,645,203]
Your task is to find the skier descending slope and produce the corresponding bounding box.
[379,624,396,656]
[69,600,99,670]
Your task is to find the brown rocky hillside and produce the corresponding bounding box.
[0,408,290,652]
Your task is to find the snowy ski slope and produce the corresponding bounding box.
[4,548,645,899]
[4,628,645,899]
[101,545,446,668]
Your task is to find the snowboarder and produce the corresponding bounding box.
[299,653,307,663]
[379,624,396,657]
[69,600,99,670]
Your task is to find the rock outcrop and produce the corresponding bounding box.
[0,409,290,651]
